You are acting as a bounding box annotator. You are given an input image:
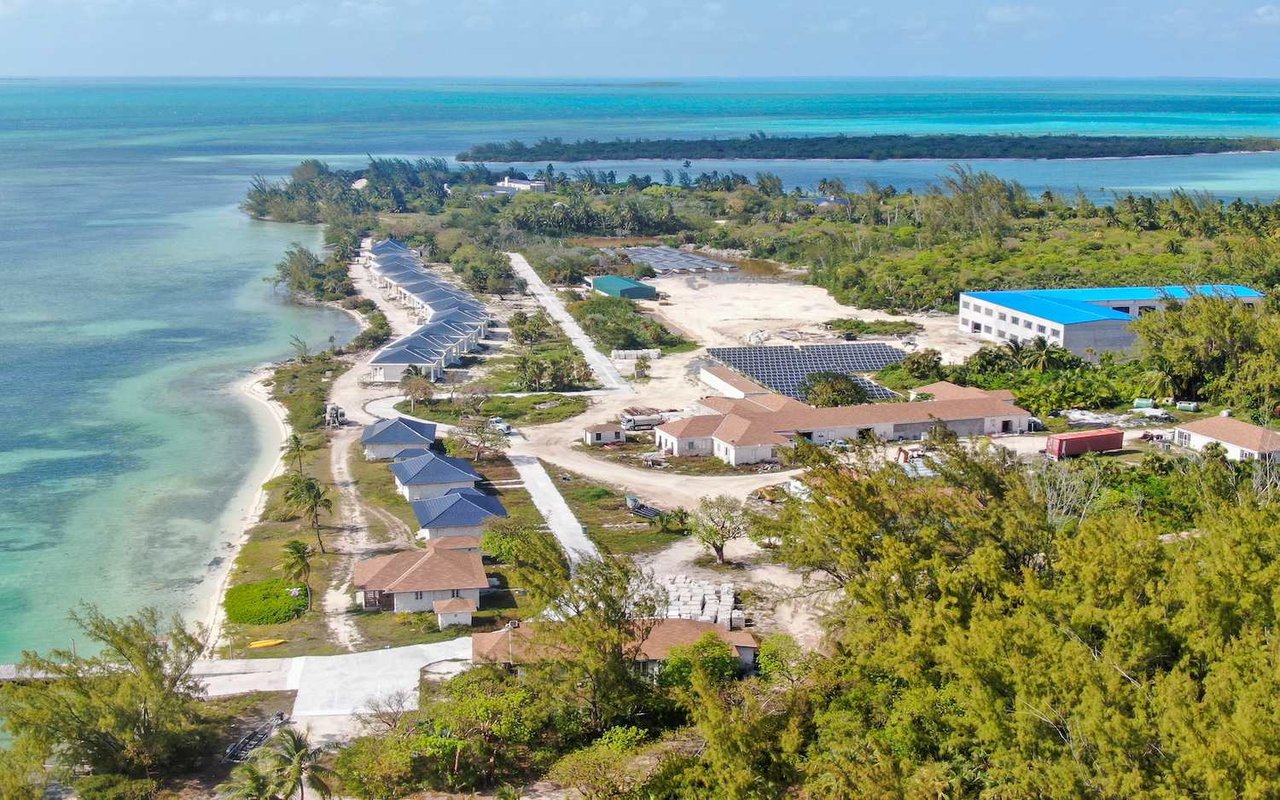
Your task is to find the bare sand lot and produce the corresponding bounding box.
[647,273,981,363]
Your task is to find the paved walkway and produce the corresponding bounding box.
[195,639,472,716]
[509,453,601,564]
[506,252,631,393]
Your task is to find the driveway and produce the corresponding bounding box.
[196,638,473,716]
[508,453,601,564]
[506,252,630,393]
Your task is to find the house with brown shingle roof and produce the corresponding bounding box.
[353,545,488,620]
[471,619,759,672]
[656,387,1031,466]
[1174,415,1280,462]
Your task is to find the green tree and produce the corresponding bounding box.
[284,473,333,554]
[691,495,750,564]
[217,760,278,800]
[263,727,334,800]
[278,540,315,611]
[0,606,210,778]
[333,736,417,800]
[282,433,308,474]
[547,726,650,800]
[798,371,869,407]
[659,633,742,689]
[399,375,434,414]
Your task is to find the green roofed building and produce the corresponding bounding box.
[590,274,658,300]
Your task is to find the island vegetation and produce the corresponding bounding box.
[457,133,1280,162]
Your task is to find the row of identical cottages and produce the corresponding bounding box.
[360,238,493,384]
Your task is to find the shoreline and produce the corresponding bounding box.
[195,365,293,653]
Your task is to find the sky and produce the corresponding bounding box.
[2,0,1280,78]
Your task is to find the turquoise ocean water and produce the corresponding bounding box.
[3,77,1280,661]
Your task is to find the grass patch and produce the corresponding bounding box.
[825,318,924,338]
[395,393,589,427]
[266,353,349,433]
[564,293,694,354]
[349,449,419,539]
[543,464,687,555]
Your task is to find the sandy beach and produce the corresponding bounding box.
[194,367,293,653]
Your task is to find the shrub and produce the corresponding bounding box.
[74,775,160,800]
[224,579,307,625]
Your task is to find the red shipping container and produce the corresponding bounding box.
[1045,428,1125,460]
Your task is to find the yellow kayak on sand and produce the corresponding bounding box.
[248,639,286,649]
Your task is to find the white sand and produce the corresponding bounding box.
[195,368,292,654]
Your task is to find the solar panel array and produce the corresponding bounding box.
[707,343,905,401]
[608,245,738,274]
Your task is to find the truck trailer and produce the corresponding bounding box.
[1044,428,1125,460]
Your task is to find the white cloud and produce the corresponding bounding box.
[1256,4,1280,24]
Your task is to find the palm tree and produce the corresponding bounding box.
[284,474,333,554]
[1021,336,1075,373]
[278,540,314,610]
[217,759,277,800]
[282,434,307,474]
[263,727,334,800]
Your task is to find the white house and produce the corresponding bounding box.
[496,176,547,192]
[583,423,626,446]
[361,417,438,461]
[390,452,482,501]
[957,285,1263,357]
[657,389,1031,466]
[353,546,488,618]
[1174,415,1280,462]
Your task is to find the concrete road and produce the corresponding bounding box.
[195,638,472,716]
[509,453,601,564]
[506,251,631,393]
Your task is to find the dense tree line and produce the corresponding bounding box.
[457,133,1280,162]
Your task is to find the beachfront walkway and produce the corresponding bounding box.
[505,252,631,393]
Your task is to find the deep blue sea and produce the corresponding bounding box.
[3,77,1280,661]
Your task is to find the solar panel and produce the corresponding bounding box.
[706,343,905,401]
[608,246,738,274]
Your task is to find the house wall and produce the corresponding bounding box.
[584,430,625,446]
[735,645,758,669]
[396,478,478,502]
[715,440,777,465]
[365,442,432,461]
[391,587,482,613]
[437,610,474,627]
[1174,429,1280,462]
[1060,320,1140,358]
[420,523,486,541]
[656,430,714,456]
[369,363,443,384]
[957,295,1069,349]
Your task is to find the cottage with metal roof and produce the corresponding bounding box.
[957,285,1262,357]
[361,417,438,460]
[410,487,507,540]
[390,452,483,501]
[353,545,488,620]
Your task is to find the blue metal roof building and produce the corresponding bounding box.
[410,487,507,532]
[958,284,1263,357]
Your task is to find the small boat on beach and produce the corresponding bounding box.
[247,639,286,649]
